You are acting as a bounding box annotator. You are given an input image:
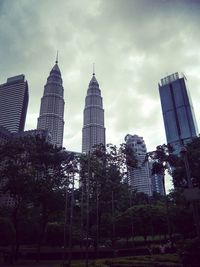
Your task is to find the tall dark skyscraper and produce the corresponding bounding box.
[37,58,65,147]
[0,74,29,133]
[82,72,106,153]
[159,72,198,152]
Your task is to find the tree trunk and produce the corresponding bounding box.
[12,206,20,262]
[36,212,48,262]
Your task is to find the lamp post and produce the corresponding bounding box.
[161,168,172,243]
[68,171,75,267]
[180,146,200,239]
[85,151,90,267]
[62,185,68,267]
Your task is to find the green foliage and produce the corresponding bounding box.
[97,254,181,267]
[1,137,196,258]
[146,144,177,176]
[116,203,167,240]
[0,135,76,258]
[173,137,200,188]
[78,143,137,244]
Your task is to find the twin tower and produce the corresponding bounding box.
[37,59,106,152]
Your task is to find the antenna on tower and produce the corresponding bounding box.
[56,51,58,64]
[93,63,95,75]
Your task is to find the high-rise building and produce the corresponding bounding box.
[159,72,198,153]
[149,161,165,196]
[82,72,106,153]
[37,58,65,147]
[0,74,29,133]
[151,173,165,196]
[0,74,28,208]
[125,134,152,196]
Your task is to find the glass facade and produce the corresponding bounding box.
[159,73,198,152]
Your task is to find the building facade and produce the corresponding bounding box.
[149,161,165,196]
[125,134,152,196]
[82,73,106,153]
[159,73,198,153]
[151,173,165,195]
[0,74,29,133]
[37,59,65,147]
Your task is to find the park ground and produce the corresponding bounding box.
[0,253,182,267]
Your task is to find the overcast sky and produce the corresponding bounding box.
[0,0,200,189]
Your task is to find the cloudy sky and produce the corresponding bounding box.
[0,0,200,188]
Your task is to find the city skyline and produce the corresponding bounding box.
[0,0,200,191]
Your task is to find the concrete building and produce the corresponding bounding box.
[0,74,29,133]
[37,58,65,147]
[125,134,152,196]
[159,72,198,153]
[82,72,106,153]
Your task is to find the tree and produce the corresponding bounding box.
[27,136,77,261]
[0,135,75,261]
[116,203,168,242]
[172,137,200,188]
[0,136,36,259]
[78,143,137,252]
[145,144,179,242]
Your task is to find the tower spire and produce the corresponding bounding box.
[56,51,58,64]
[93,63,95,76]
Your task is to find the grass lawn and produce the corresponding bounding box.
[1,253,182,267]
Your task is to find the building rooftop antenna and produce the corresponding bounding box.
[93,63,95,75]
[56,51,58,64]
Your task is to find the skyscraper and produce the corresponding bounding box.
[151,173,165,196]
[125,134,152,196]
[159,72,198,152]
[37,58,65,147]
[0,75,28,208]
[0,74,29,133]
[149,161,165,195]
[82,72,106,153]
